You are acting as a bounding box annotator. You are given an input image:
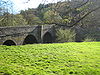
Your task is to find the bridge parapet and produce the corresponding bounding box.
[0,25,39,36]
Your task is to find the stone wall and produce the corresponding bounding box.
[0,25,56,45]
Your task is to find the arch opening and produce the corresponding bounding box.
[3,40,16,46]
[43,32,53,43]
[23,35,38,45]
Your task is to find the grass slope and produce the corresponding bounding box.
[0,42,100,75]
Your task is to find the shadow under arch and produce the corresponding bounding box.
[23,35,38,45]
[3,40,16,46]
[43,32,53,43]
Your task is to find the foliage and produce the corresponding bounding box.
[0,13,27,26]
[0,0,28,26]
[0,13,13,26]
[56,28,76,42]
[83,36,96,42]
[84,27,100,41]
[0,42,100,75]
[13,14,27,26]
[25,14,42,25]
[20,9,43,25]
[1,0,100,27]
[43,10,62,24]
[0,0,14,25]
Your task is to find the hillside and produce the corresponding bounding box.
[0,42,100,75]
[1,0,100,28]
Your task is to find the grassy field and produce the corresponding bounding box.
[0,42,100,75]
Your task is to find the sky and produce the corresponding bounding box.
[9,0,66,13]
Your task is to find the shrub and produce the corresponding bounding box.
[83,36,96,42]
[56,28,76,43]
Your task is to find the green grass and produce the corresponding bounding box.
[0,42,100,75]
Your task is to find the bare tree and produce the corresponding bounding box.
[0,0,14,25]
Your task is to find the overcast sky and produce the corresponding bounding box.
[10,0,66,13]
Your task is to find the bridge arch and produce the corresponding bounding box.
[3,40,16,46]
[43,32,53,43]
[23,35,38,45]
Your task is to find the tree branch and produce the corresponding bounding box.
[54,6,100,27]
[70,6,100,27]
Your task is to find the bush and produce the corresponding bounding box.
[83,36,96,42]
[56,28,76,43]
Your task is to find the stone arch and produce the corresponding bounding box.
[3,40,16,46]
[23,35,38,45]
[43,32,53,43]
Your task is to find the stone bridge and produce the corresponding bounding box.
[0,25,56,46]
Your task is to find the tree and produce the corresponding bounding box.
[43,10,62,24]
[0,0,14,26]
[0,13,27,26]
[13,14,27,26]
[20,9,43,25]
